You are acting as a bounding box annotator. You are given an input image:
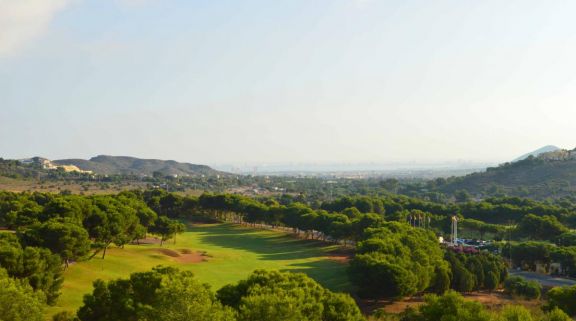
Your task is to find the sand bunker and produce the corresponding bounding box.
[157,248,181,257]
[326,248,353,264]
[155,248,207,264]
[327,255,350,264]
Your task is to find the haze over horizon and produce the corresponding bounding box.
[2,0,576,165]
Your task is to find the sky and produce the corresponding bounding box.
[1,0,576,167]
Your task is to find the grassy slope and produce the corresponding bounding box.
[46,223,350,318]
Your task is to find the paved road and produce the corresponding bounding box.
[509,270,576,287]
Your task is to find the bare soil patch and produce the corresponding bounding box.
[360,291,541,315]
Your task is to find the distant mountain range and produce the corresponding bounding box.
[5,145,576,199]
[439,146,576,199]
[15,155,224,177]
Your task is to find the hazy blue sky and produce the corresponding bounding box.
[1,0,575,165]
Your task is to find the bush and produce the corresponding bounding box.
[503,276,541,300]
[495,305,533,321]
[542,307,572,321]
[546,285,576,317]
[399,291,492,321]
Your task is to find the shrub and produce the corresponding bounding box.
[503,276,541,300]
[546,285,576,317]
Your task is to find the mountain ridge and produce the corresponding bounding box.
[47,155,223,177]
[51,155,222,176]
[438,146,576,199]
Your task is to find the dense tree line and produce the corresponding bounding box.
[514,214,568,241]
[460,219,505,240]
[45,191,571,245]
[0,191,183,257]
[0,190,184,308]
[444,251,507,293]
[320,195,576,228]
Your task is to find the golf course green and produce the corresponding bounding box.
[46,223,351,317]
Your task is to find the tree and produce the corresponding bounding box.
[460,219,503,240]
[77,266,234,321]
[0,233,63,304]
[515,214,568,241]
[217,270,364,321]
[443,251,507,293]
[451,264,476,293]
[555,232,576,247]
[150,272,235,321]
[41,197,86,224]
[350,254,418,299]
[149,216,185,246]
[454,190,473,203]
[348,222,447,299]
[429,266,451,294]
[484,271,499,292]
[351,214,384,241]
[117,192,158,232]
[20,220,91,267]
[509,242,553,272]
[0,268,45,321]
[83,196,140,259]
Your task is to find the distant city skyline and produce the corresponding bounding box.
[2,0,576,165]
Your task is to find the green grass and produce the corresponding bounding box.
[45,223,351,318]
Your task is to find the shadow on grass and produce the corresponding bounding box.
[195,224,337,261]
[192,224,353,292]
[282,259,352,293]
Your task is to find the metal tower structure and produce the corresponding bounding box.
[451,216,458,246]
